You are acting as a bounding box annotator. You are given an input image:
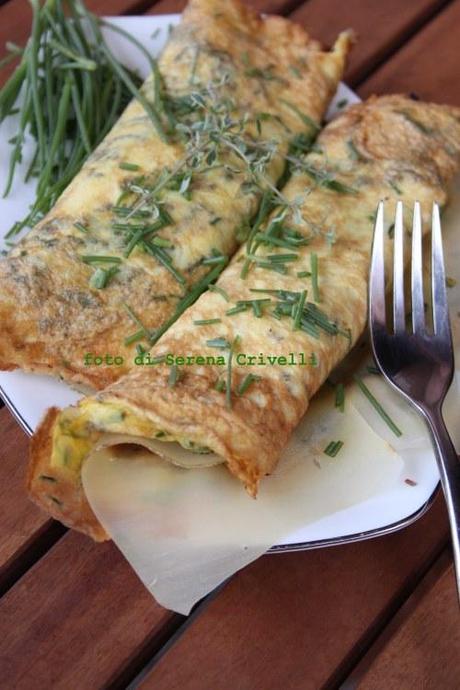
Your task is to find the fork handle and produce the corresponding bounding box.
[424,406,460,602]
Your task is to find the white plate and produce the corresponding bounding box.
[0,14,450,551]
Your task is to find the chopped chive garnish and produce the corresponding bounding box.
[226,335,240,409]
[206,337,230,349]
[388,180,402,195]
[324,440,343,457]
[237,373,261,396]
[254,233,308,250]
[149,263,227,348]
[252,301,263,317]
[336,98,348,109]
[226,303,249,316]
[366,365,381,375]
[293,289,307,330]
[335,383,345,412]
[346,139,362,160]
[240,258,252,279]
[280,98,320,132]
[119,162,141,171]
[168,364,181,387]
[113,207,151,218]
[81,255,122,264]
[208,284,229,301]
[123,303,151,344]
[151,237,173,248]
[297,270,311,278]
[124,330,146,346]
[142,240,186,285]
[249,288,345,340]
[202,253,228,265]
[74,222,88,233]
[255,262,288,275]
[226,350,233,409]
[310,253,320,302]
[193,318,222,326]
[301,165,357,194]
[89,266,119,289]
[215,379,226,393]
[189,45,200,85]
[354,376,402,437]
[265,253,299,263]
[241,190,277,278]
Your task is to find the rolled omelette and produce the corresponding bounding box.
[0,0,352,390]
[29,95,460,540]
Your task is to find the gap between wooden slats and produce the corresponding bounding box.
[339,547,458,689]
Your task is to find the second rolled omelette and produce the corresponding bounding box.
[29,95,460,540]
[0,0,352,390]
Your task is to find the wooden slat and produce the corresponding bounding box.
[359,1,460,106]
[147,0,303,15]
[0,531,179,690]
[291,0,451,85]
[135,497,448,690]
[356,556,460,689]
[0,408,64,595]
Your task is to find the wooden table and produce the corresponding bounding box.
[1,1,459,687]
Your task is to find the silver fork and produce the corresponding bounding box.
[369,200,460,601]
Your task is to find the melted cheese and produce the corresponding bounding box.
[51,401,223,474]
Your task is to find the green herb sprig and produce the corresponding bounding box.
[324,440,343,457]
[249,288,349,341]
[354,376,402,437]
[335,383,345,412]
[124,256,228,347]
[0,0,167,240]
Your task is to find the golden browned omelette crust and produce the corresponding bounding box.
[0,0,352,391]
[28,95,460,540]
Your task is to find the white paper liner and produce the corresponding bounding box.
[82,387,405,614]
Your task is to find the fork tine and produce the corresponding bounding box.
[369,201,386,328]
[393,201,405,333]
[411,201,425,333]
[431,203,452,338]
